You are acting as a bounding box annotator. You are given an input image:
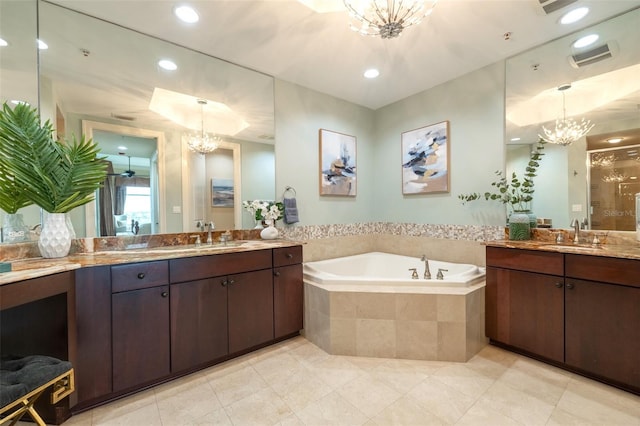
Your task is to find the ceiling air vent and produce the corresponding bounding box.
[111,113,136,121]
[538,0,577,15]
[568,43,613,68]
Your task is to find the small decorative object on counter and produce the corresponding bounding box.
[1,213,30,243]
[260,220,279,240]
[509,211,531,241]
[243,200,284,238]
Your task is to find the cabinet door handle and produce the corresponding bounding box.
[221,280,228,287]
[286,253,293,259]
[555,282,563,288]
[274,271,281,277]
[566,283,574,290]
[228,279,235,285]
[161,291,168,298]
[137,272,146,279]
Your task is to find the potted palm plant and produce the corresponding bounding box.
[459,138,546,240]
[0,102,107,257]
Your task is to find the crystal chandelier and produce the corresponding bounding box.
[590,153,615,168]
[187,99,220,155]
[601,170,627,183]
[343,0,437,39]
[539,84,594,146]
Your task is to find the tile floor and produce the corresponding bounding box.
[34,336,640,425]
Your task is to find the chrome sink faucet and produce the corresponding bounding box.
[421,255,431,279]
[571,218,581,244]
[206,221,215,245]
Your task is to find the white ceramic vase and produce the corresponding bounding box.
[38,213,73,258]
[260,221,278,240]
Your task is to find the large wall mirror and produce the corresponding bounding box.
[506,6,640,231]
[0,0,275,241]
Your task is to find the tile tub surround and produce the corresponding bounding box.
[304,281,486,362]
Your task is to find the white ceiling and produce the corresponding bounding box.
[50,0,640,110]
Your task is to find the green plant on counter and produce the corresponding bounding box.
[0,102,107,213]
[458,138,546,212]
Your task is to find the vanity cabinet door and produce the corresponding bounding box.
[486,267,565,363]
[274,264,303,339]
[170,278,228,373]
[112,286,170,392]
[565,278,640,392]
[228,269,274,354]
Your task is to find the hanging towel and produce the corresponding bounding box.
[283,197,299,224]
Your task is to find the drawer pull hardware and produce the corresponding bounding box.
[566,283,574,290]
[221,280,227,287]
[228,279,235,285]
[286,253,293,259]
[137,273,145,279]
[274,271,281,277]
[161,291,168,298]
[555,282,563,288]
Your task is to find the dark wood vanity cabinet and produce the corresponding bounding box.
[564,255,640,391]
[273,246,304,339]
[68,244,304,410]
[111,261,170,392]
[486,246,640,394]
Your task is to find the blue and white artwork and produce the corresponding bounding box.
[212,177,234,207]
[401,121,449,194]
[320,129,357,196]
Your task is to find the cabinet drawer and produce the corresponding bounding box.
[486,246,563,276]
[170,249,272,283]
[565,254,640,288]
[111,261,169,293]
[273,245,303,267]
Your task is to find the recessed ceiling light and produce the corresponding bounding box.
[630,176,638,180]
[174,5,199,23]
[560,7,589,25]
[0,38,8,47]
[510,137,521,142]
[158,59,178,71]
[117,145,128,151]
[573,34,599,49]
[364,68,379,79]
[37,39,48,50]
[607,137,623,144]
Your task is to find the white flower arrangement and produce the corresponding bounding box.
[242,200,284,224]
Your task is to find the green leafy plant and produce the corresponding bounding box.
[0,102,107,213]
[459,138,546,212]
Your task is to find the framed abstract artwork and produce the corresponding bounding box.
[401,120,450,195]
[211,177,234,207]
[319,129,357,196]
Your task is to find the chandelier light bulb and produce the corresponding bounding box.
[343,0,437,39]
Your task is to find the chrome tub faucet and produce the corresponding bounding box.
[421,255,431,279]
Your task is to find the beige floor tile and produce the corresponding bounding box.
[465,343,517,379]
[369,361,430,395]
[288,339,331,366]
[156,380,222,424]
[431,363,495,399]
[306,355,364,389]
[207,364,268,406]
[160,407,233,426]
[408,377,477,424]
[335,373,402,417]
[57,410,93,425]
[295,392,369,426]
[471,381,555,426]
[456,401,523,426]
[496,358,570,405]
[250,351,306,384]
[546,407,604,426]
[223,387,293,426]
[556,380,640,425]
[370,394,448,426]
[90,388,156,424]
[92,400,162,426]
[269,363,334,412]
[276,413,306,426]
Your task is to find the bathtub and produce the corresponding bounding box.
[303,252,487,361]
[303,251,485,289]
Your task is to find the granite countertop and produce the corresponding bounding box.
[485,239,640,260]
[0,239,302,286]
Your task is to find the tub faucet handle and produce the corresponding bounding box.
[436,268,448,280]
[408,268,419,279]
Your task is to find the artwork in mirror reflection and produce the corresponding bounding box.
[13,0,277,239]
[505,7,640,231]
[212,178,234,208]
